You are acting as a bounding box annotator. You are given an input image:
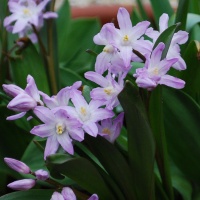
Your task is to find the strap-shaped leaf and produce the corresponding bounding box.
[46,154,115,200]
[84,134,136,200]
[9,43,50,94]
[175,0,190,31]
[181,40,200,102]
[0,189,54,200]
[150,0,173,27]
[163,87,200,183]
[118,81,155,200]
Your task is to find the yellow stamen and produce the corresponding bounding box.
[152,68,159,75]
[123,35,129,41]
[102,128,111,135]
[56,125,64,135]
[80,107,87,116]
[23,8,31,15]
[104,88,112,95]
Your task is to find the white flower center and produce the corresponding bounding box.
[121,34,131,46]
[104,87,114,96]
[22,8,33,17]
[79,107,91,122]
[56,123,65,135]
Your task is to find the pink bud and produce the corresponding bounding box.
[50,192,65,200]
[88,194,99,200]
[2,84,24,98]
[61,187,76,200]
[7,179,35,191]
[4,157,30,174]
[35,169,49,181]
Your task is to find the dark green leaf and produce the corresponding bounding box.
[149,86,174,200]
[163,87,200,183]
[84,135,136,200]
[9,43,50,94]
[175,0,190,31]
[0,189,54,200]
[118,81,155,200]
[150,0,174,27]
[46,154,115,200]
[181,40,200,102]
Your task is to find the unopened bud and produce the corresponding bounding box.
[35,169,49,181]
[7,179,35,191]
[4,157,30,174]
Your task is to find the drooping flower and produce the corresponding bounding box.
[85,71,124,110]
[3,75,43,120]
[145,13,188,70]
[50,187,99,200]
[97,112,124,143]
[30,106,84,159]
[4,0,58,42]
[7,179,36,191]
[4,157,30,174]
[133,42,185,90]
[66,93,114,137]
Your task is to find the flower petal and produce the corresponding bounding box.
[44,135,59,159]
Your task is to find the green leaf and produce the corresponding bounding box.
[0,189,54,200]
[84,135,136,199]
[9,43,50,94]
[60,18,100,73]
[46,154,115,200]
[150,0,174,27]
[59,67,89,88]
[56,0,70,62]
[135,0,149,20]
[175,0,190,31]
[180,40,200,102]
[149,86,174,200]
[118,81,155,200]
[186,13,200,31]
[153,23,180,59]
[163,87,200,183]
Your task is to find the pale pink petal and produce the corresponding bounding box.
[150,43,165,67]
[12,19,28,33]
[6,112,26,120]
[158,75,185,89]
[30,124,55,138]
[57,134,74,155]
[7,179,35,191]
[117,7,132,30]
[85,71,108,87]
[33,106,55,124]
[44,135,59,159]
[159,13,169,33]
[83,122,98,137]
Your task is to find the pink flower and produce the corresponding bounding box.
[31,106,84,159]
[133,43,185,90]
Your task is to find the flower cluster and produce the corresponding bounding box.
[4,0,58,43]
[2,4,190,199]
[90,7,188,91]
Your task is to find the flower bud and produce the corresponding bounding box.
[88,194,99,200]
[2,84,24,97]
[7,179,35,191]
[4,157,30,174]
[35,169,49,181]
[61,187,76,200]
[50,191,65,200]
